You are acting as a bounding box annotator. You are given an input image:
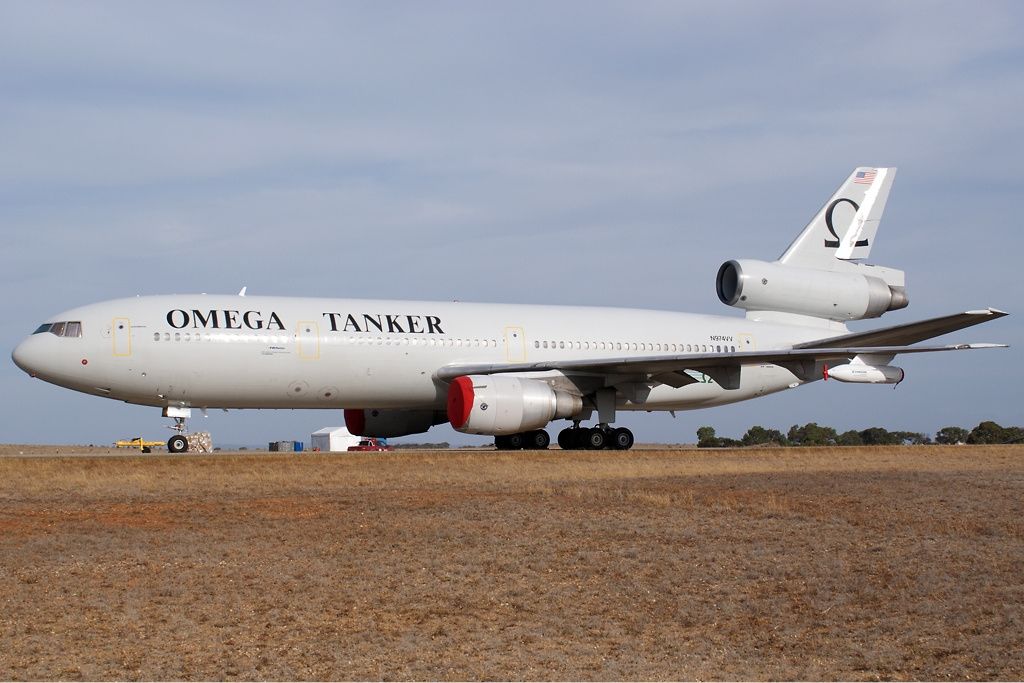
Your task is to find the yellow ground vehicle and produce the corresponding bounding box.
[114,437,165,453]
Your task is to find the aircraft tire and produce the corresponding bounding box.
[507,433,525,449]
[167,435,188,453]
[558,427,586,450]
[584,428,607,450]
[611,427,634,450]
[527,429,550,450]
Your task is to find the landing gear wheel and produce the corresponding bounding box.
[611,427,635,450]
[557,428,576,450]
[495,434,526,450]
[527,430,550,450]
[167,434,188,453]
[584,428,607,450]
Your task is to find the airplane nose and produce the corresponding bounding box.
[11,337,41,376]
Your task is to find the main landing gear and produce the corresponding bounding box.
[493,424,635,451]
[494,430,550,450]
[557,424,634,451]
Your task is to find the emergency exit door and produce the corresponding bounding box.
[504,326,526,362]
[296,321,320,360]
[113,318,131,356]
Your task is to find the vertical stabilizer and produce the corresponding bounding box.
[779,167,896,270]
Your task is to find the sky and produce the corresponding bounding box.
[2,1,1022,447]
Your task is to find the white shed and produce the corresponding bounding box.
[310,426,361,452]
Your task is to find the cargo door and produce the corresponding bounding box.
[113,318,131,357]
[504,326,526,362]
[297,321,320,360]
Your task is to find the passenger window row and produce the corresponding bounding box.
[351,337,500,348]
[533,340,737,353]
[149,331,739,354]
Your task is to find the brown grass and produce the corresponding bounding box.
[1,445,1022,680]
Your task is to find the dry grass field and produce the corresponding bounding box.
[0,445,1022,681]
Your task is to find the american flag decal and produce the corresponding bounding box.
[853,169,876,185]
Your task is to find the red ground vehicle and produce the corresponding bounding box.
[347,437,394,452]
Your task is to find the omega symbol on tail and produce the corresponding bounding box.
[823,198,870,249]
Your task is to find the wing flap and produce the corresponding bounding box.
[651,371,698,389]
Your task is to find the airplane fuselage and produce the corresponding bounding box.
[13,294,824,413]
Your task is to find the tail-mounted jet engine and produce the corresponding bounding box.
[716,259,908,321]
[344,408,447,438]
[447,375,583,435]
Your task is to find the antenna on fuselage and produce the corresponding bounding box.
[238,286,247,297]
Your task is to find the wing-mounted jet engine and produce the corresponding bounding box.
[447,375,582,435]
[344,408,448,438]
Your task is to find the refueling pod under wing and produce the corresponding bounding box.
[825,362,905,384]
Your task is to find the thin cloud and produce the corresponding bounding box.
[2,2,1020,445]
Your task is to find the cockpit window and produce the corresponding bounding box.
[32,321,82,337]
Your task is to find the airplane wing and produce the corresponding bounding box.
[435,343,1005,380]
[793,308,1008,349]
[434,309,1008,390]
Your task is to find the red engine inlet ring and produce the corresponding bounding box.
[446,376,474,429]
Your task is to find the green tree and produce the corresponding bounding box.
[935,426,968,444]
[742,425,787,446]
[967,421,1024,444]
[859,427,900,446]
[696,426,718,448]
[967,421,1008,444]
[837,430,863,446]
[787,423,838,446]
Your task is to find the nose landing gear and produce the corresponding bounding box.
[163,406,192,453]
[167,432,188,453]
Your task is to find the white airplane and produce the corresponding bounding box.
[11,168,1008,452]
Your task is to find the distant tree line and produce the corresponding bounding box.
[696,421,1024,448]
